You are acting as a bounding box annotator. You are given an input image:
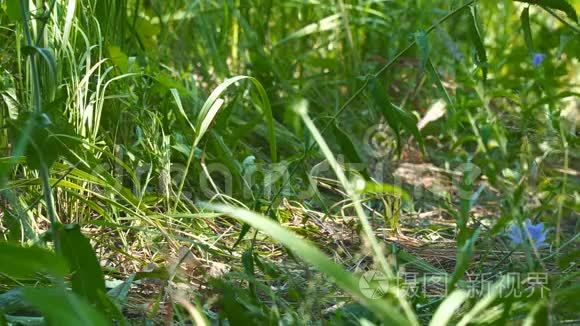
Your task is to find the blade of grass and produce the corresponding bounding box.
[174,76,277,211]
[468,5,488,81]
[456,276,514,326]
[294,99,419,326]
[429,290,469,326]
[201,202,411,325]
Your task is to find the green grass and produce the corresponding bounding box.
[0,0,579,325]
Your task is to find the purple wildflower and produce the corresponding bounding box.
[532,53,546,67]
[508,218,549,249]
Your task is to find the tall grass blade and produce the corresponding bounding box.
[202,202,411,325]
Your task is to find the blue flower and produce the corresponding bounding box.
[532,53,546,67]
[508,218,549,249]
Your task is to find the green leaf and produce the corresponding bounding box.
[370,79,401,152]
[1,88,19,119]
[57,224,107,310]
[232,223,252,249]
[108,46,129,73]
[330,123,369,178]
[468,5,488,81]
[358,180,411,203]
[242,249,255,277]
[275,14,342,47]
[253,254,281,278]
[194,76,277,162]
[208,130,243,192]
[154,73,190,95]
[135,17,160,49]
[520,7,534,59]
[414,31,430,69]
[449,227,480,292]
[370,79,425,155]
[0,210,24,242]
[96,291,127,326]
[134,265,170,281]
[520,7,535,53]
[415,31,455,111]
[202,203,411,325]
[107,274,135,305]
[515,0,578,23]
[456,276,515,326]
[395,249,446,274]
[429,290,469,326]
[210,279,259,324]
[0,242,68,278]
[5,0,21,22]
[523,300,549,326]
[21,46,57,100]
[170,88,195,132]
[22,288,109,326]
[414,31,456,112]
[456,163,480,245]
[8,112,79,169]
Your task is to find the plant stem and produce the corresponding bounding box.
[19,0,61,251]
[556,127,568,253]
[39,162,60,252]
[19,0,41,115]
[542,7,580,34]
[298,105,419,326]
